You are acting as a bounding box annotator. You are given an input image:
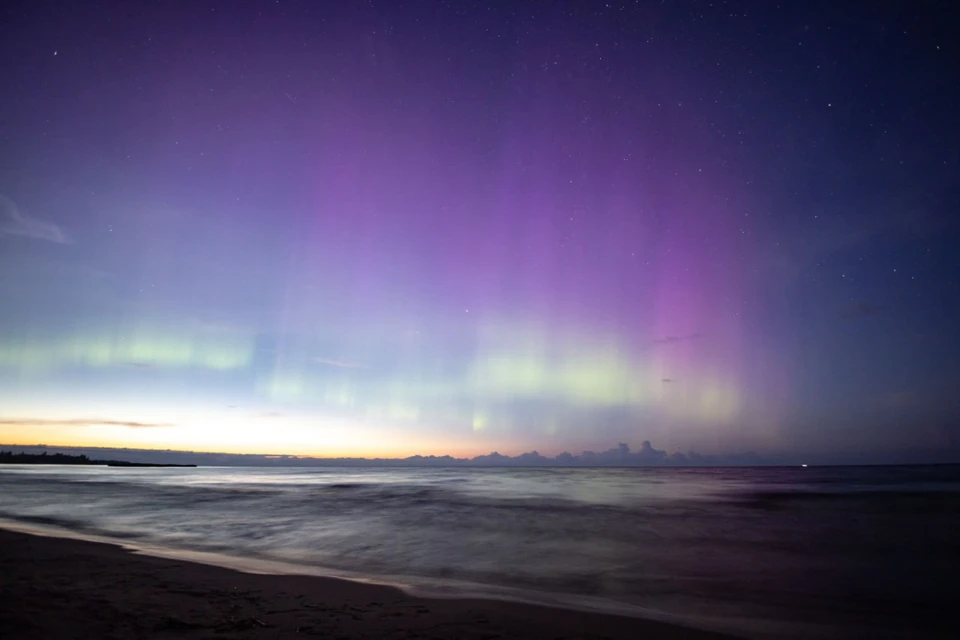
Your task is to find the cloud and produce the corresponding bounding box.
[0,418,173,428]
[3,440,690,467]
[841,301,885,320]
[0,195,71,244]
[3,438,949,467]
[661,378,674,383]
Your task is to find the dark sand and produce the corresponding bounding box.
[0,528,734,639]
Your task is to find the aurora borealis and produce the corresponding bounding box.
[1,1,958,462]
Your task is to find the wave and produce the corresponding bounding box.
[2,465,958,639]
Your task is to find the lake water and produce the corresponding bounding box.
[1,464,957,638]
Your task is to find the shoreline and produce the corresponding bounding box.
[0,517,743,630]
[0,525,736,639]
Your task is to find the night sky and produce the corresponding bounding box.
[1,1,958,462]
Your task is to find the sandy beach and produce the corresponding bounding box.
[0,528,733,640]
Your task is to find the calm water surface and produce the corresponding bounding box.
[1,464,957,638]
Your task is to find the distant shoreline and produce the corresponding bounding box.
[3,443,957,468]
[0,451,196,468]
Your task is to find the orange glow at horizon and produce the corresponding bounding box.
[0,415,528,459]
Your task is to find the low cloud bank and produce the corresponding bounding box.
[0,441,789,467]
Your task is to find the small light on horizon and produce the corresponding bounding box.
[801,463,808,468]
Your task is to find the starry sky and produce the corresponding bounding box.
[1,0,958,462]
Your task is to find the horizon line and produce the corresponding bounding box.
[2,442,957,468]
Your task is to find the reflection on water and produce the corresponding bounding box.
[1,464,957,639]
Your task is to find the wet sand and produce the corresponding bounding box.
[0,528,734,639]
